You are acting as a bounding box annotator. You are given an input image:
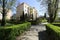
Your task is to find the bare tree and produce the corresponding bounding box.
[48,0,59,23]
[0,0,16,26]
[37,0,59,23]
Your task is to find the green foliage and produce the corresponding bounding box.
[20,11,30,23]
[0,0,16,26]
[44,13,46,18]
[0,22,31,40]
[46,24,60,40]
[52,23,60,26]
[52,23,60,24]
[40,19,47,23]
[0,0,16,10]
[24,14,28,21]
[41,19,47,23]
[48,0,59,23]
[20,11,25,22]
[31,21,37,25]
[31,18,40,25]
[37,0,59,23]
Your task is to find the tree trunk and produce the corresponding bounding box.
[48,0,58,23]
[1,0,6,26]
[53,0,58,22]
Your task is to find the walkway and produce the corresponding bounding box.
[16,24,49,40]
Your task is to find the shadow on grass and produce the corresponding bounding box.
[38,30,49,40]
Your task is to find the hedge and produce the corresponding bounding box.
[31,20,40,25]
[52,23,60,27]
[0,22,31,40]
[41,19,47,23]
[46,24,60,40]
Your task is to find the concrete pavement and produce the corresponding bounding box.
[16,24,48,40]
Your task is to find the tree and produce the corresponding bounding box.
[37,0,59,23]
[30,8,33,21]
[0,0,16,26]
[48,0,59,23]
[44,13,46,18]
[20,11,25,21]
[20,11,29,23]
[24,13,29,21]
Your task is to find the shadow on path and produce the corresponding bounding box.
[38,30,49,40]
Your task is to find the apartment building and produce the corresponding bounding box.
[6,10,12,20]
[57,1,60,17]
[16,2,30,20]
[32,7,37,20]
[0,8,2,20]
[16,2,37,21]
[0,13,2,20]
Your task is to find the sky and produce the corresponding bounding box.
[16,0,47,16]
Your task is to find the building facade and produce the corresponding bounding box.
[0,13,2,20]
[16,3,30,20]
[16,2,38,21]
[6,10,12,20]
[0,8,2,20]
[57,1,60,17]
[32,7,37,20]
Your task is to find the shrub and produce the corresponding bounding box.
[46,24,60,40]
[31,21,38,25]
[41,19,47,23]
[52,23,60,26]
[0,22,31,40]
[31,19,40,25]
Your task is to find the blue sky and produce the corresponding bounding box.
[16,0,47,16]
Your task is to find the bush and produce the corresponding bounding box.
[31,20,39,25]
[41,19,47,23]
[52,23,60,26]
[0,22,31,40]
[46,24,60,40]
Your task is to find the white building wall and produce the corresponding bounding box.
[16,3,30,20]
[32,8,37,20]
[0,13,2,20]
[57,2,60,17]
[16,3,24,20]
[24,3,30,15]
[16,2,38,21]
[6,10,12,20]
[0,10,12,20]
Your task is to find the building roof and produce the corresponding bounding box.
[17,2,30,8]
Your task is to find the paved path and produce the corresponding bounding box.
[16,24,48,40]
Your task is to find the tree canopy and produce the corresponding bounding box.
[0,0,16,13]
[37,0,59,23]
[0,0,16,26]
